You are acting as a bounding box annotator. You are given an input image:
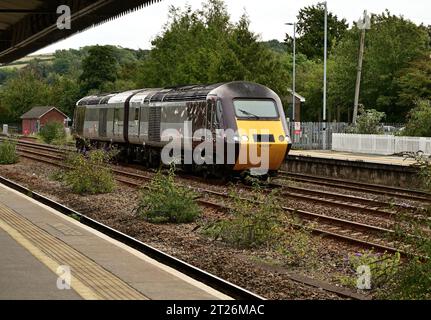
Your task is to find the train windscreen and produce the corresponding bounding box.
[233,99,279,120]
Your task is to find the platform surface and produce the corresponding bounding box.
[0,183,230,300]
[289,150,416,167]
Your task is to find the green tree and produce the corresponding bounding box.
[262,39,287,54]
[294,56,324,121]
[397,55,431,109]
[0,68,51,123]
[328,11,430,122]
[286,4,348,60]
[79,45,118,94]
[348,105,386,134]
[136,0,287,96]
[0,68,18,85]
[402,100,431,137]
[48,75,81,116]
[52,49,83,77]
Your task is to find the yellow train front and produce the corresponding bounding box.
[73,81,291,177]
[211,81,292,177]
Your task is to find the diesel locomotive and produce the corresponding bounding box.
[73,81,292,177]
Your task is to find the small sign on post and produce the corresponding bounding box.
[294,122,301,135]
[2,124,8,136]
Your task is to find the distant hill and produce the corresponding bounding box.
[0,54,54,70]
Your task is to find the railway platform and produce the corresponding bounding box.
[289,150,416,166]
[284,150,419,188]
[0,182,230,300]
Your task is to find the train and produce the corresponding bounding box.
[72,81,292,177]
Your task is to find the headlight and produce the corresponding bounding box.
[241,135,249,142]
[279,135,291,142]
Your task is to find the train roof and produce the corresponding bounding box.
[76,82,275,106]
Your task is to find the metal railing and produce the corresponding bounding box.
[287,122,349,150]
[287,122,405,150]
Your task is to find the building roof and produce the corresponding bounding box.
[0,0,162,64]
[287,89,306,102]
[20,106,67,120]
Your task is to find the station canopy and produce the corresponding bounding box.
[0,0,161,64]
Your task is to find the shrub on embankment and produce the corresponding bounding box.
[135,166,201,223]
[0,140,19,164]
[202,183,316,266]
[63,150,116,194]
[39,121,66,145]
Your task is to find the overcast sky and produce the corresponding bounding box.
[35,0,431,55]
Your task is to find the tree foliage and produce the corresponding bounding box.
[402,100,431,137]
[348,105,386,134]
[136,0,287,96]
[0,1,429,126]
[285,4,348,60]
[0,68,51,123]
[325,11,430,122]
[397,55,431,109]
[79,45,118,94]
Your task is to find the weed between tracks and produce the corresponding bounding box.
[338,250,400,291]
[202,183,318,267]
[379,207,431,299]
[0,139,19,165]
[135,166,201,223]
[337,205,431,299]
[57,150,116,195]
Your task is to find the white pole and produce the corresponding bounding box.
[292,22,296,121]
[353,10,369,124]
[323,1,327,122]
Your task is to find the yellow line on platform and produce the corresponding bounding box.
[0,201,148,300]
[0,218,100,300]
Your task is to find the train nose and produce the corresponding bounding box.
[233,121,289,172]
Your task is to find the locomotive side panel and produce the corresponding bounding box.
[83,106,99,139]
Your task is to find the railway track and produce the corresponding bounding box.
[0,140,373,299]
[278,171,431,203]
[9,141,407,256]
[269,182,427,220]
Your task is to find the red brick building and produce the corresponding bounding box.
[21,106,68,135]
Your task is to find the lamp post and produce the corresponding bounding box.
[318,1,328,149]
[285,22,296,121]
[319,1,328,122]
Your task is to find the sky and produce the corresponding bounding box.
[34,0,431,55]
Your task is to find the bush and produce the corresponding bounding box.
[379,207,431,299]
[348,105,386,134]
[203,186,283,248]
[39,121,66,144]
[405,152,431,192]
[339,250,400,290]
[402,100,431,137]
[203,185,316,266]
[64,150,115,194]
[0,140,19,164]
[135,167,201,223]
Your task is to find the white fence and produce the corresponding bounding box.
[332,133,431,155]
